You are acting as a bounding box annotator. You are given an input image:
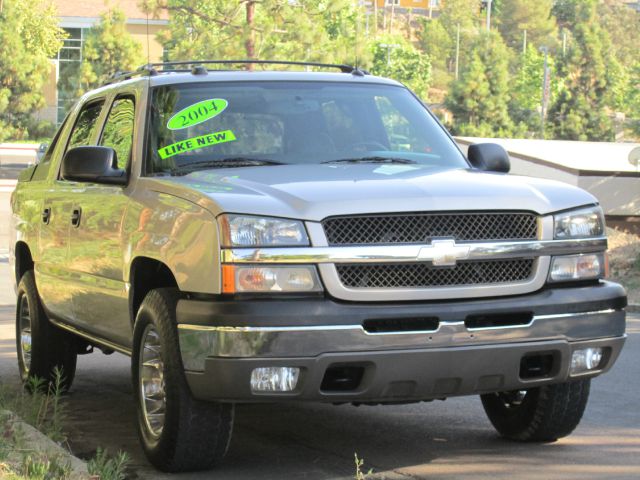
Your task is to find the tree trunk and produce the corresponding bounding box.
[245,0,256,69]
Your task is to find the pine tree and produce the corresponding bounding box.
[509,44,558,134]
[497,0,557,51]
[78,8,144,92]
[141,0,363,66]
[446,32,514,137]
[0,0,65,142]
[548,0,615,141]
[370,35,431,100]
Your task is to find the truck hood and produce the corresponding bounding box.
[151,164,598,220]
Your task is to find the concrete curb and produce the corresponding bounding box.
[627,304,640,313]
[0,410,90,479]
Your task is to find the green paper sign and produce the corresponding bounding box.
[158,130,236,159]
[167,98,228,130]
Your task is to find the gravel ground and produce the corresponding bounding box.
[607,227,640,305]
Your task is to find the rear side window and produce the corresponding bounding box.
[100,96,135,170]
[67,101,104,150]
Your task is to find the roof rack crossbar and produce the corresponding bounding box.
[146,59,358,73]
[104,60,366,86]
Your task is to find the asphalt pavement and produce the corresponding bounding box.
[0,277,638,479]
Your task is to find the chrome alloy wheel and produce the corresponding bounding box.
[18,294,32,375]
[139,325,166,437]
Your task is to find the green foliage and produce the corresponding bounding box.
[446,32,515,137]
[370,35,431,100]
[548,0,615,141]
[0,368,68,443]
[419,17,453,89]
[79,8,144,92]
[497,0,557,50]
[0,0,65,142]
[509,45,559,134]
[354,453,373,480]
[142,0,364,66]
[20,454,71,480]
[87,448,130,480]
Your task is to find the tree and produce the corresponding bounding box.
[446,32,515,137]
[509,44,558,134]
[419,17,453,90]
[370,35,431,100]
[78,8,144,92]
[142,0,363,66]
[0,0,65,142]
[497,0,557,51]
[548,0,615,141]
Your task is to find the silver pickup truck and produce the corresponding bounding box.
[10,60,627,473]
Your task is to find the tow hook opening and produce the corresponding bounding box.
[519,351,558,379]
[321,365,366,392]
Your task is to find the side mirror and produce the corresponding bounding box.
[61,146,127,185]
[467,143,510,173]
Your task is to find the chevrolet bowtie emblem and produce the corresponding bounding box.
[418,239,470,266]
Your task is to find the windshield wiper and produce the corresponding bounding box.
[321,156,417,165]
[171,158,286,175]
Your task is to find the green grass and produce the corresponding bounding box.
[87,448,130,480]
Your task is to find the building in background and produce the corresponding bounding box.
[374,0,442,17]
[40,0,168,125]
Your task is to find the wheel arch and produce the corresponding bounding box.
[129,256,179,326]
[14,241,34,286]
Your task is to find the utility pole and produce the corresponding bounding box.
[522,29,527,55]
[390,2,395,33]
[486,0,492,31]
[455,24,460,80]
[540,46,550,137]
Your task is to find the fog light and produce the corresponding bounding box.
[570,347,603,374]
[250,367,300,392]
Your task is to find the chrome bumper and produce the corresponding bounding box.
[178,308,624,371]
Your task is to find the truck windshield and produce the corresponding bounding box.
[146,81,468,175]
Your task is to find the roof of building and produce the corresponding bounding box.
[52,0,168,20]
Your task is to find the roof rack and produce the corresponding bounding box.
[105,60,367,85]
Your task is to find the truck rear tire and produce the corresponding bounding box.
[132,288,234,472]
[480,379,590,442]
[16,270,77,391]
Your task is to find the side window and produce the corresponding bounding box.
[67,101,104,150]
[100,97,135,170]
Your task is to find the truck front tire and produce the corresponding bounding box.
[480,379,590,442]
[16,270,77,391]
[132,288,234,472]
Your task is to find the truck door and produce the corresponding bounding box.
[67,95,135,347]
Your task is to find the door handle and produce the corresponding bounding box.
[71,208,82,227]
[42,207,51,224]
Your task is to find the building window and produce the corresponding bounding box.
[57,28,86,125]
[385,0,400,5]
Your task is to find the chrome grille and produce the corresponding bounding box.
[323,212,538,245]
[336,259,535,288]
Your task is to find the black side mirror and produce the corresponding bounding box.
[61,146,127,185]
[467,143,510,173]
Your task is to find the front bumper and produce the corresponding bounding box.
[177,281,627,403]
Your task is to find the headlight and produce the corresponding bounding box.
[548,253,606,282]
[218,214,309,247]
[554,206,604,239]
[222,265,322,293]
